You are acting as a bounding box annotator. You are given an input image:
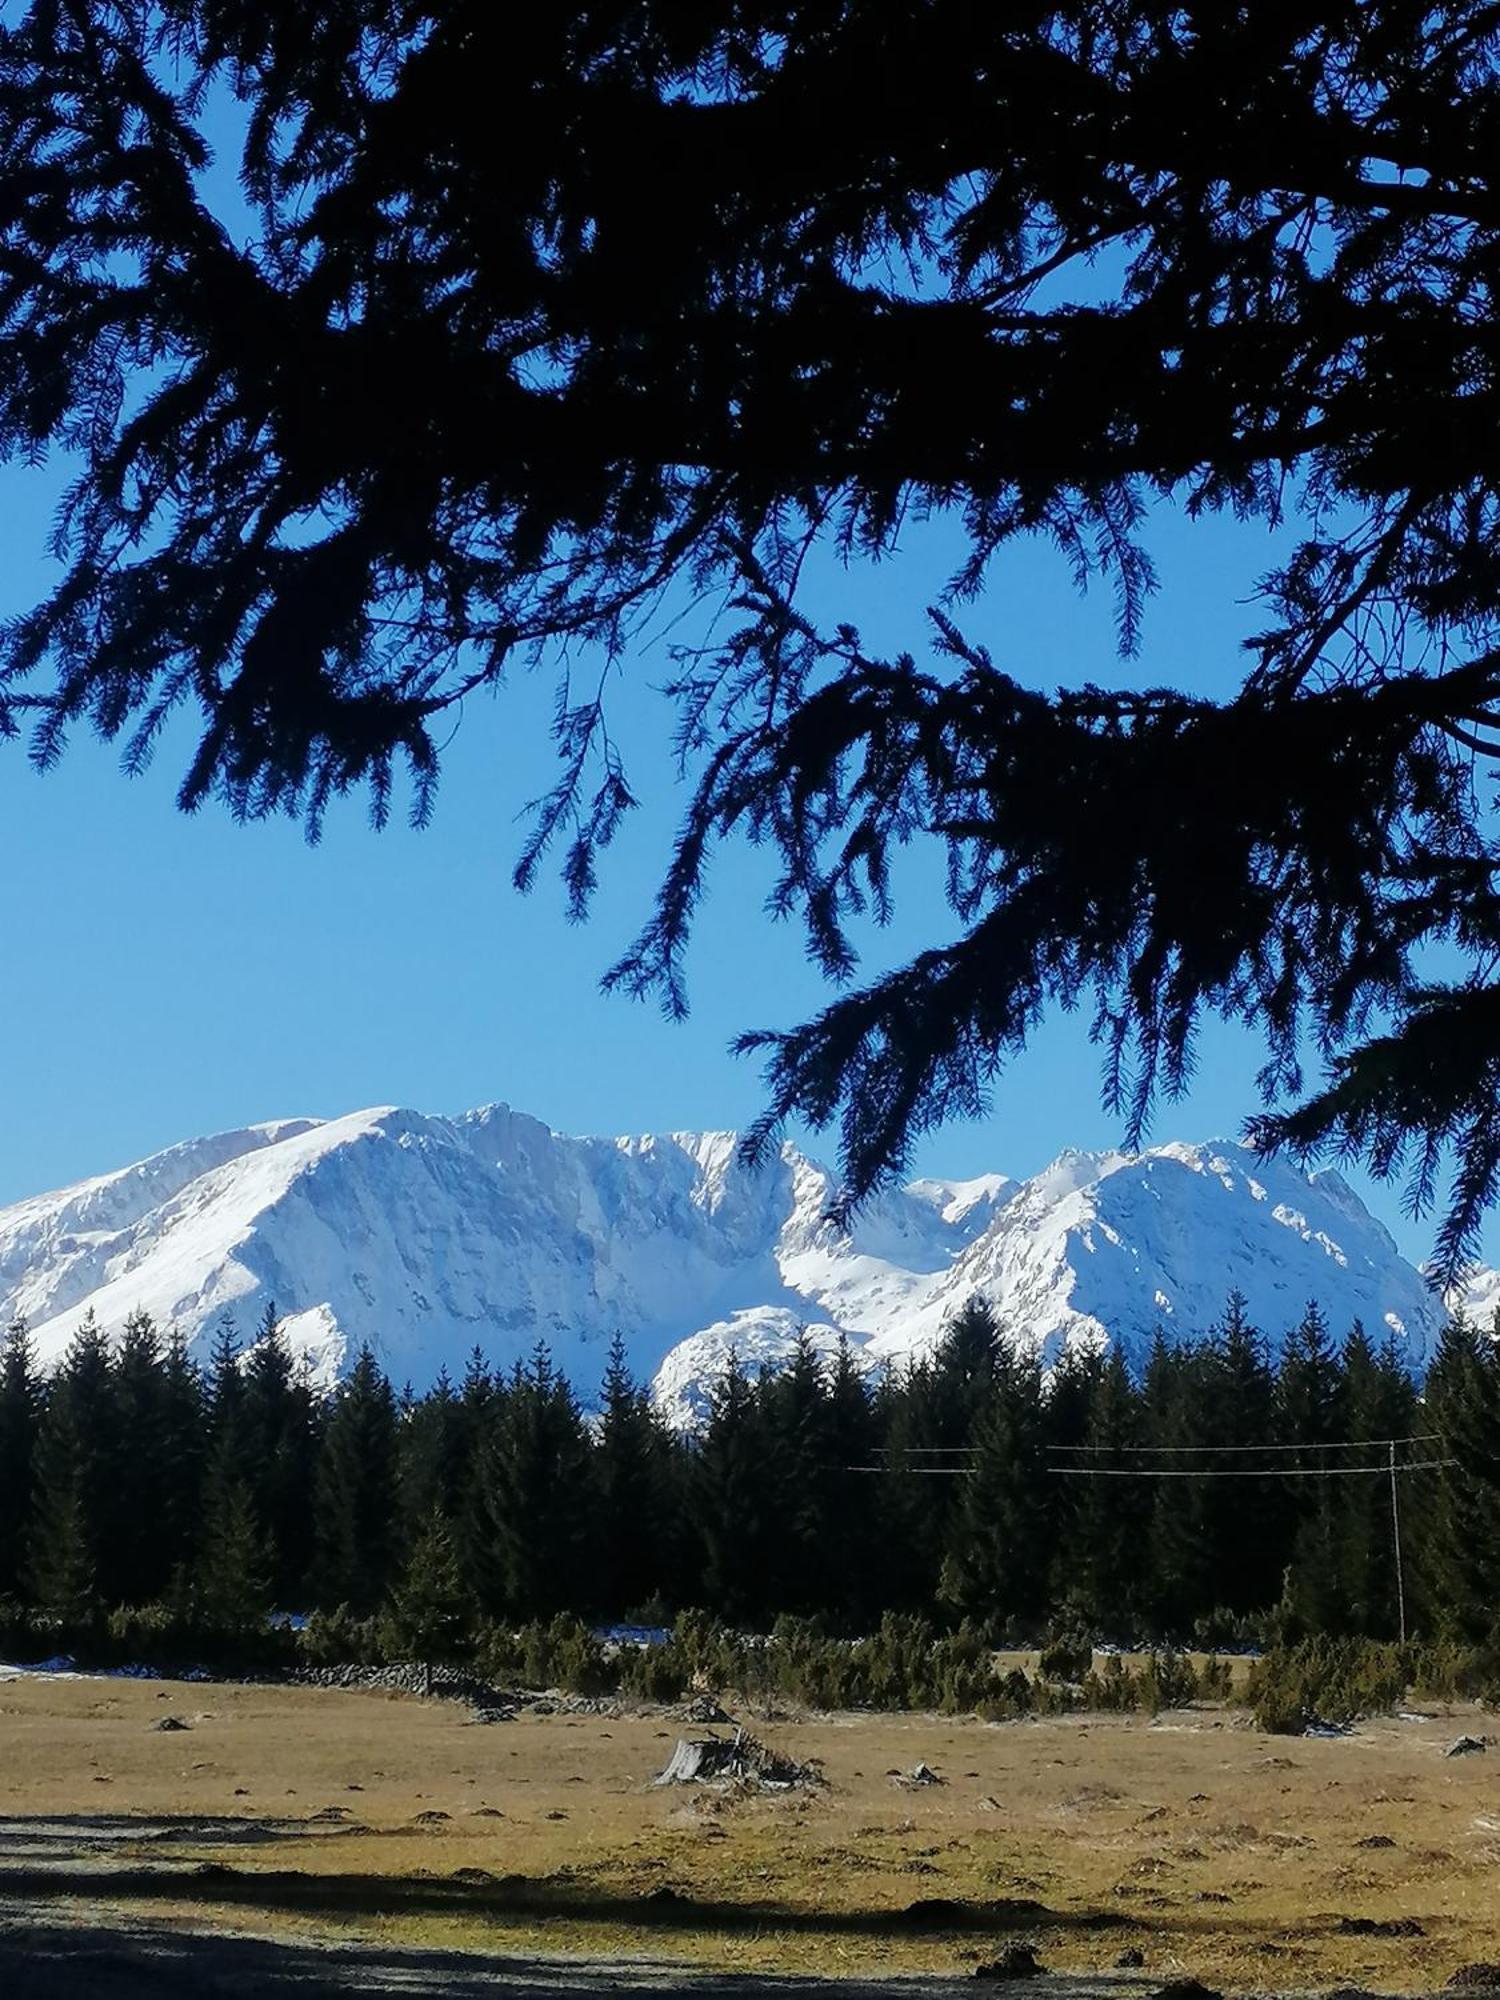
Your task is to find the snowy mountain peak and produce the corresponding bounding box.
[0,1111,1459,1421]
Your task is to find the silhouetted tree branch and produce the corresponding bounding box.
[4,2,1500,1270]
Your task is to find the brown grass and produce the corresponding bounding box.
[1,1669,1496,1987]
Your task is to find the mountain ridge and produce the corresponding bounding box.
[0,1105,1461,1422]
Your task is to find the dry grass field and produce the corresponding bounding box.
[2,1669,1499,1990]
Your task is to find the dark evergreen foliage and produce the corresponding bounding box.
[27,1311,115,1618]
[380,1508,472,1667]
[3,6,1500,1258]
[940,1336,1048,1626]
[110,1308,171,1606]
[155,1328,207,1593]
[1064,1346,1148,1634]
[693,1351,772,1625]
[0,1290,1486,1651]
[1421,1313,1500,1638]
[242,1301,321,1603]
[473,1344,590,1620]
[195,1455,271,1632]
[591,1332,677,1618]
[0,1315,39,1600]
[312,1344,400,1616]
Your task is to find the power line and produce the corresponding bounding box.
[1050,1435,1442,1456]
[840,1439,1454,1639]
[844,1459,1456,1477]
[871,1434,1442,1459]
[1046,1459,1456,1479]
[843,1446,1455,1479]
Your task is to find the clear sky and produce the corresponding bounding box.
[0,442,1481,1273]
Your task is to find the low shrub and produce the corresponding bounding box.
[1081,1653,1137,1712]
[472,1614,614,1695]
[1408,1638,1500,1704]
[1196,1653,1234,1700]
[1192,1606,1270,1652]
[1138,1647,1198,1713]
[619,1641,690,1702]
[980,1666,1038,1720]
[299,1603,383,1667]
[1245,1637,1410,1732]
[1038,1629,1094,1682]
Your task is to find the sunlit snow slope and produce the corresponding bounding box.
[0,1108,1454,1421]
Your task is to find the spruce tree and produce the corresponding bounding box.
[29,1481,96,1626]
[312,1345,400,1615]
[110,1309,169,1605]
[876,1302,1006,1612]
[1063,1346,1149,1635]
[939,1342,1048,1634]
[1423,1314,1500,1639]
[1334,1323,1418,1636]
[156,1328,206,1591]
[822,1335,878,1623]
[242,1303,319,1603]
[873,1358,950,1613]
[930,1298,1002,1439]
[1276,1302,1349,1635]
[195,1455,271,1632]
[590,1333,671,1619]
[756,1330,831,1614]
[203,1316,248,1474]
[28,1311,115,1620]
[1139,1332,1212,1635]
[1207,1293,1282,1616]
[694,1351,776,1623]
[475,1343,590,1621]
[454,1347,500,1602]
[0,1316,40,1602]
[397,1365,464,1528]
[382,1508,473,1674]
[1041,1343,1100,1619]
[11,4,1500,1279]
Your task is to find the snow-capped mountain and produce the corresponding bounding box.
[0,1107,1456,1422]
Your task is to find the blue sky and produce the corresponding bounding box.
[1,440,1479,1275]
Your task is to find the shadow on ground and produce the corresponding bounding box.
[0,1860,1125,1934]
[0,1813,1458,1996]
[0,1911,1136,2000]
[0,1811,304,1855]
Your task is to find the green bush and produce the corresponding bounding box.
[619,1641,689,1702]
[1081,1653,1138,1712]
[670,1610,749,1693]
[1245,1637,1410,1732]
[472,1620,525,1684]
[299,1603,383,1667]
[1408,1638,1500,1703]
[982,1666,1038,1720]
[474,1615,615,1694]
[1138,1647,1198,1713]
[1192,1607,1269,1652]
[1196,1653,1234,1701]
[531,1614,614,1695]
[1038,1630,1094,1682]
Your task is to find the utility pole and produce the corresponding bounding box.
[1389,1436,1407,1645]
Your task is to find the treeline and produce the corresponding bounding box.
[2,1291,1499,1654]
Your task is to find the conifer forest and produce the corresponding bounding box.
[2,1295,1497,1666]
